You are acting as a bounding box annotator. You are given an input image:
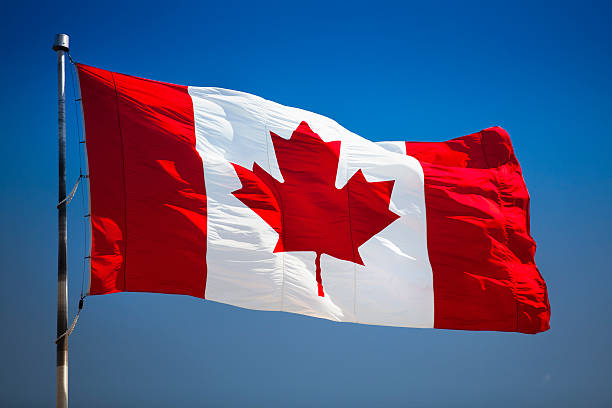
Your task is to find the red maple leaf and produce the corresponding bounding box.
[231,121,399,297]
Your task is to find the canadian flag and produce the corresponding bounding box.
[77,64,550,334]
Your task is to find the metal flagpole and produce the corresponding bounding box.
[53,33,70,408]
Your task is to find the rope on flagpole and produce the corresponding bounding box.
[56,176,81,209]
[55,297,85,344]
[53,50,90,347]
[68,52,90,302]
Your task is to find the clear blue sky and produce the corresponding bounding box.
[1,1,611,406]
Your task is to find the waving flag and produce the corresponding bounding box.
[77,64,549,333]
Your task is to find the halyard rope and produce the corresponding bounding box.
[56,176,81,209]
[54,54,89,344]
[55,298,85,344]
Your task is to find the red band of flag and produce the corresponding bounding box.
[78,64,207,298]
[405,130,549,333]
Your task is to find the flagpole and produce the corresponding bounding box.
[53,33,70,408]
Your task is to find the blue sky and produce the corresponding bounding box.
[1,1,611,406]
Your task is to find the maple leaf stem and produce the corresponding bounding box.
[315,252,324,297]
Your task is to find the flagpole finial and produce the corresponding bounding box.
[53,34,69,52]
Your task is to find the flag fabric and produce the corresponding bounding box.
[77,64,549,334]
